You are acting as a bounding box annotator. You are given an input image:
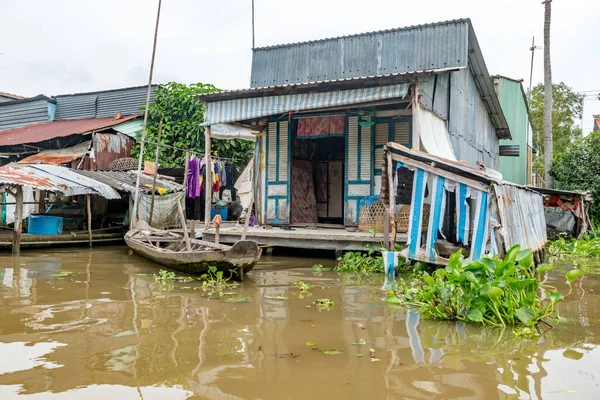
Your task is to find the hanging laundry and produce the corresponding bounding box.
[187,157,201,199]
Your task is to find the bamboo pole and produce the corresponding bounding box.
[242,139,259,241]
[131,0,162,229]
[204,126,212,228]
[177,200,191,251]
[411,82,421,151]
[12,186,23,256]
[148,119,163,225]
[87,194,92,248]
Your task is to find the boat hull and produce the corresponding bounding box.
[125,232,261,281]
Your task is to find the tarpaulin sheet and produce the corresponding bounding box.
[136,192,185,229]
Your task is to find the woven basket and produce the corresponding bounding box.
[396,204,430,233]
[108,157,138,171]
[358,200,388,233]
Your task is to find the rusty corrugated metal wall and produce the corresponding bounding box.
[81,133,134,170]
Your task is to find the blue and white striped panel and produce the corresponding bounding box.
[202,84,410,126]
[407,168,428,259]
[470,190,490,261]
[425,175,446,262]
[382,251,400,290]
[455,183,470,246]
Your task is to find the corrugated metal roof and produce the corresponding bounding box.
[0,115,140,147]
[54,85,157,120]
[0,164,120,199]
[251,19,469,87]
[73,170,184,194]
[111,119,143,138]
[197,70,442,102]
[18,141,91,165]
[0,95,52,131]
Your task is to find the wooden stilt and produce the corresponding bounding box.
[241,198,254,241]
[149,119,163,226]
[182,151,190,215]
[387,152,397,248]
[204,126,212,228]
[87,194,92,248]
[190,219,195,237]
[176,200,191,251]
[214,225,220,244]
[12,186,23,256]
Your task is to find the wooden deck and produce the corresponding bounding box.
[201,226,407,251]
[0,231,124,250]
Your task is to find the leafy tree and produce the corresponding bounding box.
[550,131,600,222]
[529,82,584,159]
[133,82,254,170]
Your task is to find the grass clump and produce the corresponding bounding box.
[392,245,585,332]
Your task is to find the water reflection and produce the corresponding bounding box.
[0,248,598,399]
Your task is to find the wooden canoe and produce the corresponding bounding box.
[124,227,262,281]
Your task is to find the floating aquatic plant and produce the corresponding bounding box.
[200,266,238,298]
[392,246,585,331]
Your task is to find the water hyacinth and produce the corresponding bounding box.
[392,245,584,329]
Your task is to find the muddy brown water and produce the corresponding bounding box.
[0,247,599,399]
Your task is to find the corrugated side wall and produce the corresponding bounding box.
[55,86,155,120]
[0,99,50,131]
[497,78,528,184]
[447,68,499,169]
[250,21,469,87]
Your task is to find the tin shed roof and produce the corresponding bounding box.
[0,164,120,199]
[73,170,185,194]
[0,115,140,147]
[18,141,91,165]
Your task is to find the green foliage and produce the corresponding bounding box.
[550,132,600,222]
[133,82,253,169]
[335,249,385,274]
[153,269,176,283]
[294,281,312,292]
[393,246,584,330]
[547,231,600,258]
[199,265,238,297]
[313,298,335,311]
[529,82,584,159]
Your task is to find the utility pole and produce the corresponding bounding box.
[542,0,553,188]
[252,0,256,49]
[527,37,541,151]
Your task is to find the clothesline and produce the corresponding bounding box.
[143,139,243,163]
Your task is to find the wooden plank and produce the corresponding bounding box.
[176,200,191,251]
[87,194,92,248]
[389,151,488,191]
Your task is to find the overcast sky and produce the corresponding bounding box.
[1,0,598,129]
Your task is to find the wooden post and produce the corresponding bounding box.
[12,186,23,256]
[241,198,254,241]
[387,152,397,248]
[204,126,212,228]
[214,225,220,244]
[148,119,163,225]
[87,194,92,248]
[190,219,195,237]
[176,200,191,251]
[182,151,190,215]
[411,82,421,151]
[128,194,134,228]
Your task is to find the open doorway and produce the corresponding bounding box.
[289,115,345,226]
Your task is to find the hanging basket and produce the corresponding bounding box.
[396,204,430,233]
[358,200,388,233]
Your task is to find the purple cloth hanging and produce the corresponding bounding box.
[187,158,201,199]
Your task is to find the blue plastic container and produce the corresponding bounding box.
[28,216,63,235]
[210,206,228,221]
